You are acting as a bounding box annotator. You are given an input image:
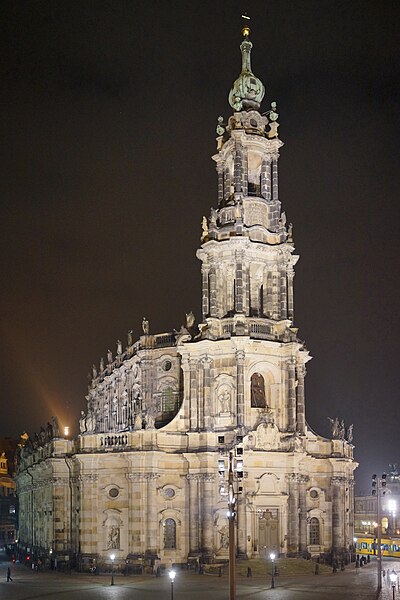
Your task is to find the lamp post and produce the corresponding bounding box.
[110,553,115,586]
[372,473,387,590]
[270,552,276,589]
[390,571,397,600]
[217,435,244,600]
[169,569,176,600]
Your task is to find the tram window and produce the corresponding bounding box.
[382,544,388,551]
[393,545,399,551]
[361,542,367,549]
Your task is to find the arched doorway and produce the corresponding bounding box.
[258,509,279,557]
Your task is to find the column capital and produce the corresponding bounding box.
[236,350,245,362]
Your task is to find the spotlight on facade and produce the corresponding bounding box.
[64,426,69,437]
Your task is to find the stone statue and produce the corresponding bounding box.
[145,408,155,430]
[218,524,229,550]
[218,389,231,413]
[92,364,97,379]
[328,417,339,439]
[51,416,60,438]
[142,317,149,335]
[347,424,353,444]
[117,340,122,355]
[134,411,143,430]
[185,311,195,330]
[107,525,120,550]
[46,421,53,441]
[210,207,217,226]
[287,223,293,242]
[79,411,87,434]
[251,373,266,408]
[127,330,133,346]
[201,216,208,241]
[107,349,113,364]
[339,419,345,440]
[99,356,105,372]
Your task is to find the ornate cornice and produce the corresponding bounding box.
[186,473,216,482]
[126,472,160,482]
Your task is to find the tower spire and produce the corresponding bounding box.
[228,20,265,112]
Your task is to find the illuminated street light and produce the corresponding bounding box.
[270,552,276,589]
[110,553,115,586]
[390,570,397,600]
[64,426,69,437]
[169,569,176,600]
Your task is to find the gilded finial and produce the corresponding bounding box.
[241,13,251,38]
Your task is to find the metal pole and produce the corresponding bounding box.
[271,561,275,588]
[228,451,236,600]
[171,580,174,600]
[377,482,382,590]
[393,585,395,600]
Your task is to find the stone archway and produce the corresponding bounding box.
[258,509,279,557]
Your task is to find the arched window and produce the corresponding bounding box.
[164,518,176,549]
[309,517,320,545]
[251,373,266,408]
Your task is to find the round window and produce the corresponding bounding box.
[162,360,172,372]
[109,487,119,498]
[310,489,319,499]
[250,118,258,127]
[164,487,175,498]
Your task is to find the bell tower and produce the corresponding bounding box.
[197,26,299,341]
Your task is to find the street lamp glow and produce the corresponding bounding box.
[110,553,115,586]
[390,572,397,584]
[389,499,397,513]
[64,426,69,437]
[169,570,176,582]
[270,552,276,561]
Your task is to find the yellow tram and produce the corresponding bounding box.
[355,535,400,558]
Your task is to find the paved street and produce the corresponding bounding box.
[1,557,400,600]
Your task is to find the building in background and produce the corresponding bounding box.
[16,27,357,571]
[0,452,18,550]
[355,465,400,537]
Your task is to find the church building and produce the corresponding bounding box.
[16,27,356,570]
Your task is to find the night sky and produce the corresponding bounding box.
[1,1,399,491]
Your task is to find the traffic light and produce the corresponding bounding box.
[372,474,377,495]
[382,473,387,494]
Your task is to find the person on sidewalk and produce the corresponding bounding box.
[6,567,13,582]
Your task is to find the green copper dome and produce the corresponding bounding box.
[228,29,265,112]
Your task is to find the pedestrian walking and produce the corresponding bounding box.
[6,567,13,582]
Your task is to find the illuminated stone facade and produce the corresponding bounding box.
[16,30,357,570]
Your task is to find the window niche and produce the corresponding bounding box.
[164,518,176,549]
[250,372,266,408]
[309,517,320,545]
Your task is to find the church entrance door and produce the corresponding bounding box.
[258,509,279,557]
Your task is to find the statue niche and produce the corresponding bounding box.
[251,372,266,408]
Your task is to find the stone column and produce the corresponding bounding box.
[201,474,215,558]
[201,356,212,431]
[126,473,142,554]
[286,358,296,432]
[287,474,300,553]
[287,268,295,322]
[209,264,217,317]
[299,475,309,553]
[217,163,224,206]
[280,269,287,319]
[189,359,199,431]
[146,473,160,554]
[296,363,306,435]
[187,474,200,554]
[261,159,271,200]
[237,491,247,557]
[242,149,248,196]
[234,147,243,192]
[236,350,245,427]
[235,250,244,313]
[201,265,210,319]
[272,157,279,200]
[224,167,231,204]
[332,476,345,555]
[348,479,355,546]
